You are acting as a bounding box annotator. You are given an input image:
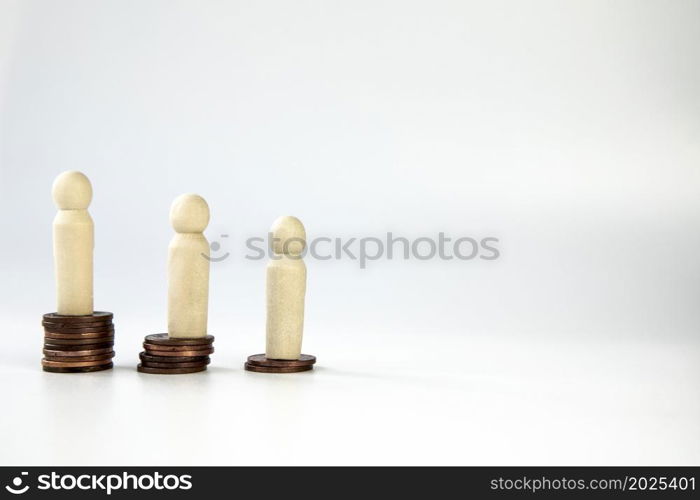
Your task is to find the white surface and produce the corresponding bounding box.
[0,324,698,465]
[1,0,699,465]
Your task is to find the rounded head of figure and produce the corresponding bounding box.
[52,171,93,209]
[170,194,210,233]
[270,215,306,256]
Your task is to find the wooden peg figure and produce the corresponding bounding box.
[266,216,307,359]
[52,171,94,315]
[244,216,316,373]
[43,171,116,373]
[167,194,210,338]
[136,194,216,374]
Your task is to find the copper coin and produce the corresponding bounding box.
[44,325,114,333]
[143,347,214,357]
[143,342,213,352]
[42,358,114,368]
[42,324,113,332]
[43,347,114,357]
[43,336,114,346]
[246,354,316,368]
[44,330,115,340]
[244,362,313,373]
[43,344,114,353]
[42,362,113,373]
[42,321,113,330]
[137,364,207,375]
[144,333,215,346]
[139,352,209,364]
[43,312,113,323]
[43,353,115,363]
[140,359,210,369]
[42,318,112,327]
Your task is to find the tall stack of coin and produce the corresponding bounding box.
[137,334,214,374]
[42,312,115,373]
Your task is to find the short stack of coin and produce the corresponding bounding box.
[244,354,316,373]
[137,334,214,374]
[42,311,115,373]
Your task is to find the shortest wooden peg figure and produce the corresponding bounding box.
[245,216,316,373]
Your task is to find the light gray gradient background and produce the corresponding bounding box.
[0,0,698,465]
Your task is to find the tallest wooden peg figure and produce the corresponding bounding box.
[41,171,116,373]
[53,170,94,315]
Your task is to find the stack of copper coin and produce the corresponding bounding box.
[244,354,316,373]
[137,334,214,374]
[42,311,115,373]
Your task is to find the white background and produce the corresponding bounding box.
[0,0,698,465]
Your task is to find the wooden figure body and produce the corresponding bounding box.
[266,216,307,360]
[52,171,94,315]
[167,194,210,338]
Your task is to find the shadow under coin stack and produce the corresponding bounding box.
[42,312,115,373]
[138,334,214,374]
